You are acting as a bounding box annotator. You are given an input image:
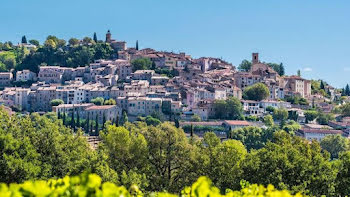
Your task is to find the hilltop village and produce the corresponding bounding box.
[0,31,349,142]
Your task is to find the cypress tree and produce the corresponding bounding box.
[57,111,61,119]
[175,118,179,128]
[342,88,346,96]
[297,70,301,77]
[76,108,80,128]
[62,109,66,125]
[320,80,325,90]
[346,84,350,96]
[90,120,93,135]
[71,107,76,132]
[95,114,99,134]
[279,63,285,76]
[121,111,128,125]
[93,32,98,43]
[190,124,194,138]
[85,113,90,134]
[116,115,119,127]
[136,40,139,50]
[102,114,106,130]
[21,36,27,44]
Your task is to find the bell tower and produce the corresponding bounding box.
[252,53,259,64]
[106,30,112,43]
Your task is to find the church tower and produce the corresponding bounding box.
[252,53,259,64]
[106,30,112,43]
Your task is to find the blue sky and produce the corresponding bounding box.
[1,0,350,87]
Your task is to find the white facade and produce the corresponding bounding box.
[16,70,37,82]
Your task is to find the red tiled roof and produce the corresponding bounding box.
[85,105,116,110]
[223,120,251,126]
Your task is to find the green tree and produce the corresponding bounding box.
[191,114,202,122]
[320,80,325,90]
[85,113,90,133]
[76,109,80,128]
[342,103,350,116]
[243,83,270,101]
[91,97,105,106]
[142,122,196,192]
[93,32,98,43]
[317,112,335,125]
[68,38,80,46]
[297,69,301,77]
[50,99,64,106]
[321,134,349,159]
[136,40,139,50]
[345,84,350,96]
[273,108,288,127]
[121,111,128,125]
[0,51,16,71]
[0,109,92,183]
[230,126,273,151]
[266,106,275,113]
[336,152,350,196]
[82,37,95,45]
[131,58,152,72]
[279,63,285,76]
[238,59,252,72]
[29,39,40,47]
[263,115,274,127]
[145,115,161,126]
[44,39,57,48]
[304,110,318,123]
[95,114,99,134]
[21,36,27,44]
[71,108,76,132]
[104,98,116,105]
[213,97,243,120]
[241,132,337,196]
[93,43,114,60]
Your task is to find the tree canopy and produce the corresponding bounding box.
[243,83,270,101]
[213,97,243,120]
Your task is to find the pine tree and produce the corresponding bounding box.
[279,63,285,76]
[345,84,350,96]
[21,36,27,44]
[93,32,98,43]
[136,40,139,50]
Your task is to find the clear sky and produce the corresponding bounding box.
[1,0,350,87]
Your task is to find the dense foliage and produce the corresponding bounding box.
[213,97,244,120]
[0,35,114,73]
[2,107,350,196]
[243,83,270,101]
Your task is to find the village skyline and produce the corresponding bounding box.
[2,0,350,87]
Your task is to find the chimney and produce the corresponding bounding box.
[252,53,259,64]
